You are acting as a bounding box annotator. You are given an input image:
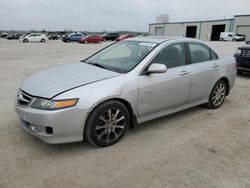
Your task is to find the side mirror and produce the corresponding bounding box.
[147,63,167,74]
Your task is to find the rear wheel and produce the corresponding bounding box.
[85,100,130,147]
[41,38,45,43]
[206,80,227,109]
[84,41,88,44]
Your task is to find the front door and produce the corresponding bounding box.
[138,43,191,117]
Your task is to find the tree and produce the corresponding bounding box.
[156,14,170,23]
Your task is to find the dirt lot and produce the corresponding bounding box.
[0,39,249,188]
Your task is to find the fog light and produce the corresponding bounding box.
[45,127,53,134]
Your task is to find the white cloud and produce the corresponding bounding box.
[0,0,249,31]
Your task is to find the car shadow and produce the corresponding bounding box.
[237,72,250,78]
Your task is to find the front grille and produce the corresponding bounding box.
[17,90,33,106]
[242,50,250,58]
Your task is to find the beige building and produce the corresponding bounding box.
[149,15,250,41]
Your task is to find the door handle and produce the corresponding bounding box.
[179,71,190,76]
[212,63,219,68]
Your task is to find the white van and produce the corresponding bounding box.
[220,32,245,42]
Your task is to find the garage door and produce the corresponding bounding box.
[237,26,250,40]
[155,27,163,36]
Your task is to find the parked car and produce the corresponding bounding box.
[6,33,22,40]
[47,33,60,40]
[1,32,8,38]
[220,32,245,41]
[234,44,250,74]
[61,33,85,42]
[116,34,135,42]
[15,37,236,147]
[79,35,103,43]
[103,32,120,41]
[20,33,48,43]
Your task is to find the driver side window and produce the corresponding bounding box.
[151,43,185,68]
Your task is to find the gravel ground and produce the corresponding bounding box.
[0,39,249,188]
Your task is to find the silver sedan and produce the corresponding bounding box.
[15,37,236,147]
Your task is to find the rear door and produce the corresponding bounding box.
[186,42,220,103]
[138,42,191,117]
[28,34,36,42]
[35,34,42,41]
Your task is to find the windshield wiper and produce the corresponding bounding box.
[87,62,106,69]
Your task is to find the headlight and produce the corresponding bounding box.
[235,49,241,54]
[31,98,78,110]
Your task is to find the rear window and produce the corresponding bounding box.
[210,50,218,60]
[188,43,218,63]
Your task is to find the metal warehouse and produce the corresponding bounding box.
[149,14,250,41]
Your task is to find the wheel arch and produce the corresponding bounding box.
[85,98,137,130]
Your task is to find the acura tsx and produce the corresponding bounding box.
[15,37,236,147]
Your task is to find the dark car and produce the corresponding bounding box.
[103,32,120,41]
[234,44,250,74]
[79,35,104,43]
[62,33,85,42]
[6,33,22,40]
[48,33,60,40]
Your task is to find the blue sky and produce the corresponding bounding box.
[0,0,249,32]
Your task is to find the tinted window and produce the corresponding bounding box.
[189,43,211,64]
[210,50,218,60]
[151,43,185,68]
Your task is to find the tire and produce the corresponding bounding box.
[85,100,130,147]
[84,41,88,44]
[41,38,45,43]
[206,80,227,109]
[237,70,243,75]
[23,38,28,43]
[66,39,70,42]
[232,38,236,42]
[220,38,223,41]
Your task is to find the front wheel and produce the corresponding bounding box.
[41,38,45,42]
[23,38,28,43]
[232,38,236,42]
[206,80,227,109]
[85,100,130,147]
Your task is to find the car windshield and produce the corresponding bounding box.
[85,41,157,73]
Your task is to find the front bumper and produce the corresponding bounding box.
[16,104,88,144]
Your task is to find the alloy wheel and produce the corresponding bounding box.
[212,83,226,106]
[95,108,125,143]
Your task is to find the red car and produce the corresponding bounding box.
[116,34,135,42]
[79,35,103,43]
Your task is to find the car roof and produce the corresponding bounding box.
[125,36,198,44]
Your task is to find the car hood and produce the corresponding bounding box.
[238,45,250,50]
[21,62,121,99]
